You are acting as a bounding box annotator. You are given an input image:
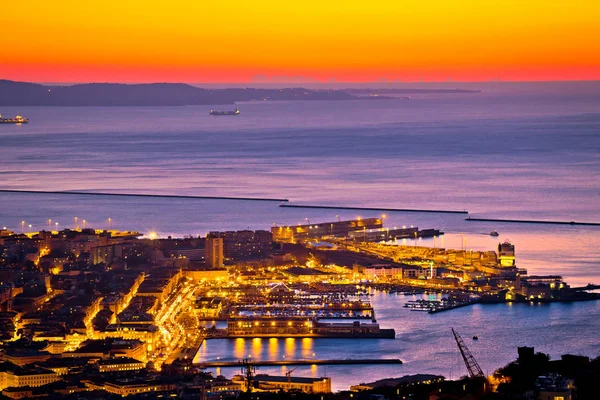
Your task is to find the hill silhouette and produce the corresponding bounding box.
[0,80,359,106]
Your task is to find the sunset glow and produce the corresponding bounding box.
[3,0,600,82]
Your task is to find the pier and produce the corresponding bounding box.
[0,189,289,203]
[196,358,402,368]
[280,204,468,214]
[466,216,600,227]
[404,299,477,314]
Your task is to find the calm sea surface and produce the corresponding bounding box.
[1,83,599,389]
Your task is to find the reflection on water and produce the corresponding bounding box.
[268,338,278,359]
[196,291,600,391]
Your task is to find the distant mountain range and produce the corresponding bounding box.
[342,88,480,94]
[0,80,479,106]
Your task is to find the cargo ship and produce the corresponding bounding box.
[0,114,29,124]
[209,108,240,116]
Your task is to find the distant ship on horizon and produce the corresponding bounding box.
[209,108,240,116]
[0,114,29,124]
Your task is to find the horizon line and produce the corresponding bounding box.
[4,78,600,86]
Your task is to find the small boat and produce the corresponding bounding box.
[210,108,240,116]
[490,231,499,237]
[473,335,479,340]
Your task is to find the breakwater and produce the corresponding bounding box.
[0,189,289,203]
[465,216,600,226]
[280,204,468,214]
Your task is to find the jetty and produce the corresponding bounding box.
[280,204,468,214]
[466,216,600,227]
[0,189,289,203]
[196,358,402,368]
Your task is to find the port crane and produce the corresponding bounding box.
[451,328,485,378]
[286,366,299,388]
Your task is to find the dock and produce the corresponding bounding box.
[280,204,468,214]
[466,216,600,227]
[196,358,402,368]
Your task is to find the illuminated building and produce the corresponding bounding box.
[272,218,383,242]
[85,379,176,396]
[226,317,394,338]
[0,363,60,390]
[219,230,272,260]
[63,339,147,362]
[227,317,312,336]
[233,374,331,393]
[498,241,516,267]
[205,233,224,268]
[101,324,158,351]
[402,266,436,279]
[194,297,223,318]
[357,264,404,280]
[2,350,51,367]
[183,268,228,282]
[97,357,145,373]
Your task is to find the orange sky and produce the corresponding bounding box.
[3,1,599,82]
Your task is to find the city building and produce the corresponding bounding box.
[0,363,61,391]
[498,241,516,267]
[205,233,224,268]
[272,218,383,242]
[220,230,272,261]
[233,374,331,393]
[97,357,145,372]
[85,378,177,396]
[535,374,573,400]
[356,264,404,280]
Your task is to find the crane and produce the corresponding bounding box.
[452,328,485,378]
[286,366,299,389]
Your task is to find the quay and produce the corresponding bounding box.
[206,330,396,339]
[466,216,600,227]
[0,189,289,203]
[280,204,468,214]
[196,358,402,368]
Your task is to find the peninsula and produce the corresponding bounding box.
[0,80,480,107]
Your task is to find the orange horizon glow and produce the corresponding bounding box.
[3,1,600,83]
